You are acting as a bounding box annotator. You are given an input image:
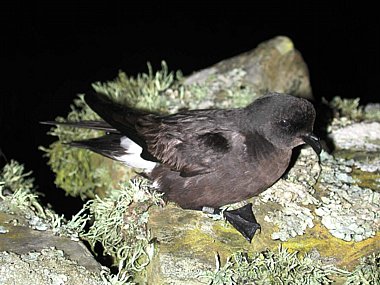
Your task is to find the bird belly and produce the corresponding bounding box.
[152,151,291,210]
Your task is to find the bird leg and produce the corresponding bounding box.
[203,203,261,242]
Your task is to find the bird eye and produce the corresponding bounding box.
[279,119,291,128]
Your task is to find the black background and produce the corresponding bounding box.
[1,3,379,214]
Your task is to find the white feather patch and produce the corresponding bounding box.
[117,136,157,171]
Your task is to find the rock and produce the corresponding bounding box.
[0,212,101,273]
[0,211,104,285]
[145,108,380,283]
[0,160,105,285]
[329,122,380,151]
[184,36,313,101]
[145,138,379,282]
[146,203,278,284]
[0,248,104,285]
[36,36,379,284]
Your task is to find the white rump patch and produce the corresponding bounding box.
[117,136,157,171]
[152,180,160,189]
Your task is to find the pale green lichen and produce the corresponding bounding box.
[331,97,364,121]
[100,267,134,285]
[92,61,183,113]
[62,178,165,283]
[259,147,321,241]
[81,178,163,277]
[39,95,111,199]
[0,160,90,237]
[345,252,380,285]
[46,204,90,240]
[364,103,380,121]
[204,246,349,285]
[0,160,34,193]
[205,248,380,284]
[0,161,153,284]
[180,68,259,111]
[0,160,44,217]
[330,96,380,124]
[92,62,256,114]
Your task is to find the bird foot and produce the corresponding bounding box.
[223,203,261,242]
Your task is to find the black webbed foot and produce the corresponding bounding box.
[202,203,261,242]
[223,203,261,242]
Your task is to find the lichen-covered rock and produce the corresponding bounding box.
[0,161,116,285]
[36,37,379,284]
[0,248,104,285]
[259,147,320,241]
[184,36,313,102]
[0,212,101,273]
[145,112,380,283]
[329,122,380,151]
[316,152,380,242]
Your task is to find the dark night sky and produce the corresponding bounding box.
[1,3,379,214]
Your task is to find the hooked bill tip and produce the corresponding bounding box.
[302,133,322,154]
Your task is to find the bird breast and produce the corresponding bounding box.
[151,147,291,210]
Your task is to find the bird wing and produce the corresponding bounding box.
[84,92,160,162]
[136,110,253,177]
[82,93,276,177]
[40,120,118,132]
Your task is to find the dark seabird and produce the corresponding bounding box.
[42,92,321,242]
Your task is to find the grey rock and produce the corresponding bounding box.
[0,212,102,274]
[329,122,380,151]
[184,36,313,108]
[0,248,104,285]
[316,149,380,242]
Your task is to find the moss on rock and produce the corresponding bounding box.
[37,37,380,284]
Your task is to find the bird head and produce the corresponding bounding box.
[247,93,322,154]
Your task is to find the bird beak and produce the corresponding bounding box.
[302,133,322,154]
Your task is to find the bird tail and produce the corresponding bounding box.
[83,91,160,162]
[42,91,155,151]
[40,120,124,160]
[68,134,157,171]
[41,92,159,170]
[68,134,126,161]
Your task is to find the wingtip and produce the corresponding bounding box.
[40,120,59,126]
